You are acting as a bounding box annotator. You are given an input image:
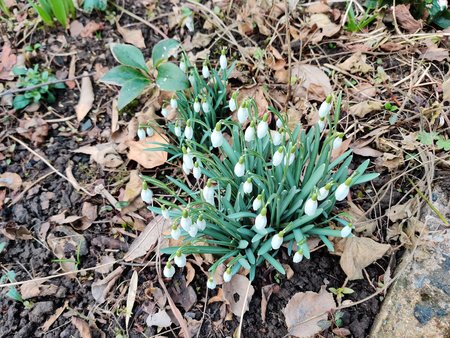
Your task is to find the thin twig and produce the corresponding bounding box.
[284,0,292,109]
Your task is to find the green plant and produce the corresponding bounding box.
[329,286,355,304]
[28,0,75,27]
[83,0,107,13]
[24,43,42,52]
[0,0,11,17]
[344,2,378,32]
[101,40,189,110]
[51,241,81,269]
[384,102,398,112]
[12,65,65,110]
[417,131,450,150]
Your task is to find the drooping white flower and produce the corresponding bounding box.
[243,178,253,194]
[438,0,447,10]
[207,276,216,289]
[193,162,201,180]
[171,225,181,240]
[146,127,154,137]
[161,106,169,118]
[174,251,187,267]
[293,250,304,263]
[253,194,263,211]
[141,182,153,204]
[203,180,215,205]
[257,113,269,139]
[245,122,256,142]
[234,156,245,177]
[185,15,194,32]
[137,128,146,140]
[272,147,284,167]
[170,97,178,109]
[284,146,296,166]
[202,64,210,79]
[219,51,227,70]
[188,225,198,237]
[163,262,175,278]
[182,147,194,170]
[271,232,284,250]
[202,101,210,113]
[318,117,326,132]
[180,209,192,231]
[174,123,182,137]
[317,182,333,201]
[335,178,351,201]
[193,99,201,113]
[333,134,343,149]
[162,206,170,220]
[229,94,237,112]
[185,120,193,140]
[196,214,206,231]
[189,74,195,87]
[237,104,249,124]
[341,225,353,238]
[211,122,224,148]
[304,194,318,216]
[272,129,282,146]
[318,94,332,118]
[255,207,267,231]
[276,118,283,129]
[182,162,191,175]
[179,61,187,73]
[223,267,233,282]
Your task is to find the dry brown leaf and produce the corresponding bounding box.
[349,101,383,118]
[20,280,59,300]
[111,99,119,134]
[380,42,404,52]
[375,152,404,171]
[185,262,196,286]
[71,317,92,338]
[350,83,376,101]
[126,133,168,169]
[332,138,351,160]
[346,201,378,235]
[0,41,17,80]
[394,5,422,33]
[291,64,332,101]
[69,20,84,37]
[1,224,33,240]
[124,216,170,261]
[443,78,450,102]
[420,46,449,62]
[123,170,142,202]
[261,284,278,322]
[238,86,269,117]
[76,74,94,122]
[91,266,124,303]
[223,274,255,317]
[308,13,340,38]
[190,32,213,50]
[306,2,330,13]
[41,301,68,332]
[117,24,146,48]
[16,117,49,145]
[74,143,123,168]
[351,146,383,158]
[80,21,104,38]
[284,286,336,338]
[126,270,138,329]
[0,172,22,190]
[146,310,172,327]
[340,237,390,280]
[337,52,373,74]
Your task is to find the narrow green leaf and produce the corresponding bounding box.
[262,253,286,275]
[48,0,67,27]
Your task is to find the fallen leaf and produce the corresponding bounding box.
[146,310,172,328]
[123,170,142,202]
[261,284,279,322]
[351,146,383,158]
[346,201,378,235]
[394,5,422,33]
[308,13,340,39]
[185,262,196,286]
[71,317,92,338]
[169,275,197,311]
[350,83,376,101]
[333,327,352,336]
[20,280,59,300]
[349,101,383,118]
[96,255,115,274]
[340,237,390,280]
[420,46,449,62]
[443,78,450,102]
[41,301,68,332]
[16,117,49,145]
[69,20,84,37]
[111,99,119,134]
[0,172,22,190]
[126,134,168,169]
[375,152,404,171]
[0,223,32,240]
[284,286,336,338]
[291,64,332,101]
[190,32,213,50]
[124,216,170,261]
[223,274,255,317]
[380,42,404,52]
[80,21,104,38]
[126,271,138,329]
[91,266,124,303]
[117,24,146,48]
[73,143,123,168]
[306,3,330,13]
[76,74,94,122]
[237,86,269,118]
[0,41,17,80]
[337,52,373,74]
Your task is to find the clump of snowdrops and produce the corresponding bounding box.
[140,48,378,288]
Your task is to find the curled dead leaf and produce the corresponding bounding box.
[76,73,94,122]
[291,64,332,101]
[349,101,383,118]
[337,52,373,74]
[73,143,123,168]
[223,274,255,317]
[126,133,168,169]
[393,5,422,33]
[0,172,22,190]
[117,23,146,48]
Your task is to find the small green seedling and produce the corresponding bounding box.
[51,242,82,269]
[384,102,398,112]
[344,2,378,33]
[329,286,355,304]
[24,43,42,52]
[0,270,33,308]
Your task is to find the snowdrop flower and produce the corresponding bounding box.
[271,232,284,250]
[202,61,210,79]
[276,117,283,129]
[333,133,344,150]
[318,117,326,132]
[341,224,353,238]
[193,98,201,113]
[335,177,352,201]
[193,161,201,180]
[438,0,447,10]
[304,193,318,216]
[255,207,267,231]
[162,205,170,220]
[185,15,194,32]
[170,97,178,109]
[179,61,187,73]
[234,156,245,177]
[188,226,198,237]
[180,209,192,231]
[253,194,263,211]
[207,276,216,289]
[161,106,169,118]
[202,100,210,113]
[245,122,256,142]
[146,126,154,137]
[223,267,232,282]
[272,128,283,146]
[219,49,227,70]
[318,182,333,201]
[272,147,284,167]
[189,73,195,87]
[229,92,238,112]
[243,178,253,194]
[203,180,215,205]
[293,250,304,263]
[141,182,153,204]
[211,122,224,148]
[257,113,269,139]
[174,122,182,137]
[284,145,296,166]
[171,225,181,240]
[174,250,187,268]
[196,214,206,231]
[184,120,193,140]
[182,147,194,170]
[237,103,249,124]
[318,94,332,118]
[137,128,146,140]
[163,262,175,278]
[182,162,191,175]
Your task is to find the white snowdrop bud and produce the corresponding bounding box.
[219,51,227,70]
[163,262,175,278]
[137,128,146,140]
[180,209,192,231]
[318,117,326,132]
[202,101,210,113]
[341,225,353,238]
[223,267,232,282]
[276,118,283,129]
[207,276,216,289]
[229,95,237,112]
[335,178,351,201]
[179,61,187,73]
[193,99,201,113]
[257,113,269,139]
[438,0,447,10]
[272,129,282,146]
[182,162,191,175]
[271,232,284,250]
[304,194,318,216]
[170,97,178,109]
[185,15,194,32]
[202,63,210,79]
[211,122,224,148]
[284,146,296,166]
[293,250,304,263]
[146,127,154,137]
[234,156,245,177]
[272,147,284,167]
[203,180,215,206]
[171,225,181,240]
[174,251,187,268]
[184,120,193,140]
[317,182,333,201]
[189,74,195,87]
[174,123,182,137]
[188,225,198,237]
[318,94,332,118]
[196,214,206,231]
[182,147,194,170]
[193,162,201,180]
[333,134,343,150]
[140,182,153,204]
[237,104,249,124]
[245,122,256,142]
[255,207,267,231]
[243,178,253,194]
[253,194,263,211]
[161,106,169,118]
[162,206,170,220]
